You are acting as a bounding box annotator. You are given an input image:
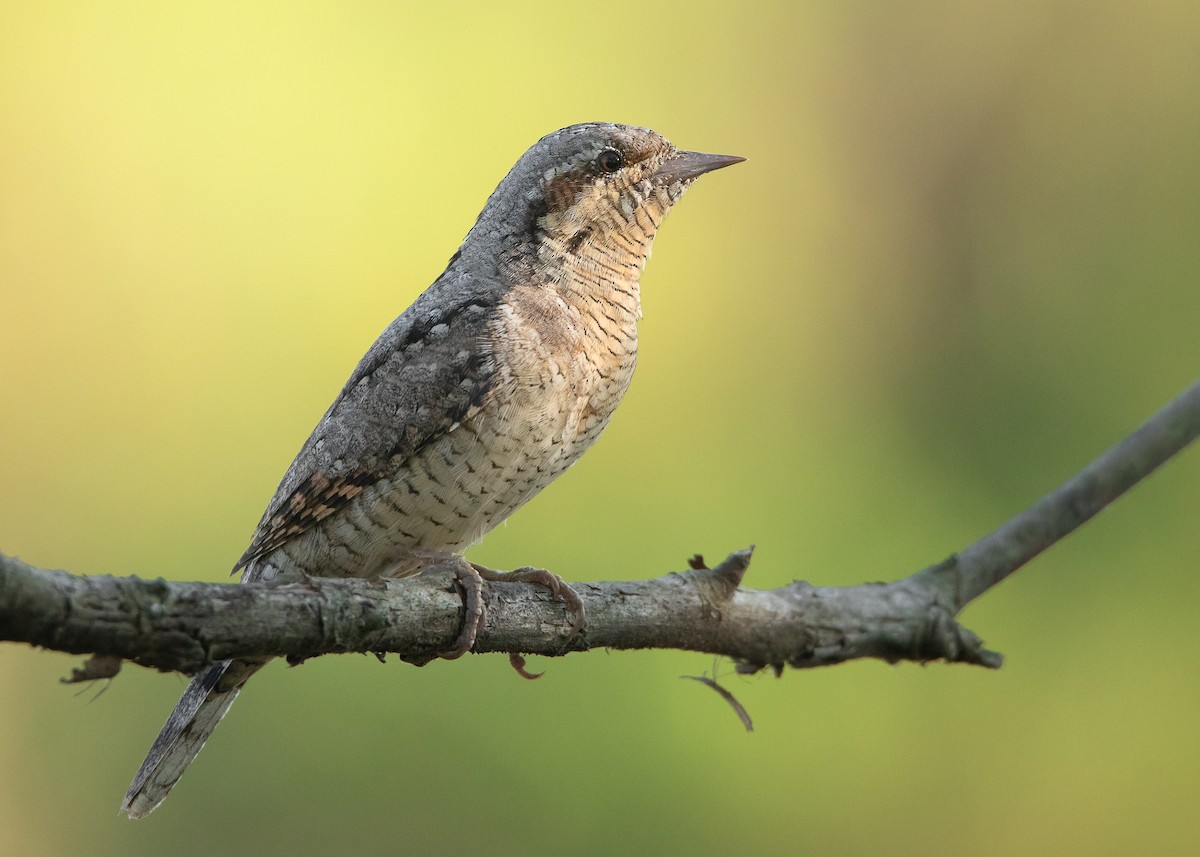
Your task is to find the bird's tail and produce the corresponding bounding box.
[121,658,262,819]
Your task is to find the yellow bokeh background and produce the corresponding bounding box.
[2,2,1198,854]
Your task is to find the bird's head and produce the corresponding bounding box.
[461,123,743,284]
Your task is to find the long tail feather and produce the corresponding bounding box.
[121,659,261,819]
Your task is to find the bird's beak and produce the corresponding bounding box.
[654,150,746,183]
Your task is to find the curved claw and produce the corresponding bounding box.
[508,653,543,680]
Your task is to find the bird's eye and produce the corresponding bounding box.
[596,148,625,174]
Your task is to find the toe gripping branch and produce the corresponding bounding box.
[400,558,585,677]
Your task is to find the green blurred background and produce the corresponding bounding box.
[2,1,1198,854]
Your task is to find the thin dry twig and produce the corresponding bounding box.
[682,674,754,732]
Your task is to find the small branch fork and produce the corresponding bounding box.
[1,379,1198,677]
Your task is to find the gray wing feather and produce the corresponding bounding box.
[234,278,502,573]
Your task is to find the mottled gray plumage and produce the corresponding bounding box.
[122,122,743,818]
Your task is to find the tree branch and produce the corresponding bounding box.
[2,378,1198,677]
[922,379,1200,610]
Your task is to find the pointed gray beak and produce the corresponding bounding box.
[654,150,746,183]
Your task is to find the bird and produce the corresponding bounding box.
[120,122,744,818]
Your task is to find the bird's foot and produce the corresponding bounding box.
[468,562,584,680]
[469,562,586,637]
[438,558,488,661]
[406,557,585,674]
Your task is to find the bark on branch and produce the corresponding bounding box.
[2,379,1198,677]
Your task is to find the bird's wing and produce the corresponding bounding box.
[232,292,499,575]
